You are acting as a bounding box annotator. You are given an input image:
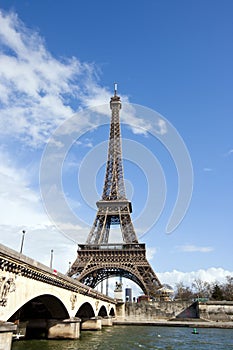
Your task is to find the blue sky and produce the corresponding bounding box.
[0,0,232,294]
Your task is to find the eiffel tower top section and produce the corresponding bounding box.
[85,84,138,244]
[101,83,127,201]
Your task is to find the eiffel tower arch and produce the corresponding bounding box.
[68,85,162,296]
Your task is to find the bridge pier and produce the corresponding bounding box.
[81,317,102,331]
[0,322,16,350]
[116,301,125,319]
[47,318,81,339]
[101,316,113,326]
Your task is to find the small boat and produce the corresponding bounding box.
[192,328,199,334]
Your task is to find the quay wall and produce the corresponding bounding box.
[198,301,233,322]
[123,301,233,322]
[124,301,195,321]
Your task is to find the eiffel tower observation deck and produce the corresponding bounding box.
[68,85,162,296]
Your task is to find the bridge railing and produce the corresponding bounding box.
[0,244,116,304]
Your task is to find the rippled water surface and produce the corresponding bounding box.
[12,325,233,350]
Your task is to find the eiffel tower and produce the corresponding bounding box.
[68,84,162,296]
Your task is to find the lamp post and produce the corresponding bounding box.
[50,249,54,269]
[20,230,26,254]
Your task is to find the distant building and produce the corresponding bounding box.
[125,288,132,302]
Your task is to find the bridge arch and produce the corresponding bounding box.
[8,294,69,322]
[75,302,95,320]
[109,307,115,317]
[80,266,146,294]
[98,305,108,317]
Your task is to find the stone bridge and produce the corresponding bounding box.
[0,243,117,346]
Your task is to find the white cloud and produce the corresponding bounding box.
[0,9,159,150]
[76,138,94,148]
[158,267,233,289]
[156,119,167,135]
[177,244,214,253]
[0,10,110,147]
[0,149,50,226]
[146,247,157,261]
[79,82,112,110]
[227,149,233,156]
[203,167,213,172]
[121,103,150,135]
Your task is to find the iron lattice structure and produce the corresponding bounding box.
[69,86,162,296]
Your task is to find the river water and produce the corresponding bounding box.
[12,325,233,350]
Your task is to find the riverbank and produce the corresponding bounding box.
[113,318,233,329]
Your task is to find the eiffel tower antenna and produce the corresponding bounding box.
[68,85,162,296]
[114,82,117,96]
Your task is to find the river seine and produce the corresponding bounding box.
[12,325,233,350]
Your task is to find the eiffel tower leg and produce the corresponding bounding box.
[120,214,138,243]
[86,215,107,245]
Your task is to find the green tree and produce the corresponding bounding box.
[211,284,224,300]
